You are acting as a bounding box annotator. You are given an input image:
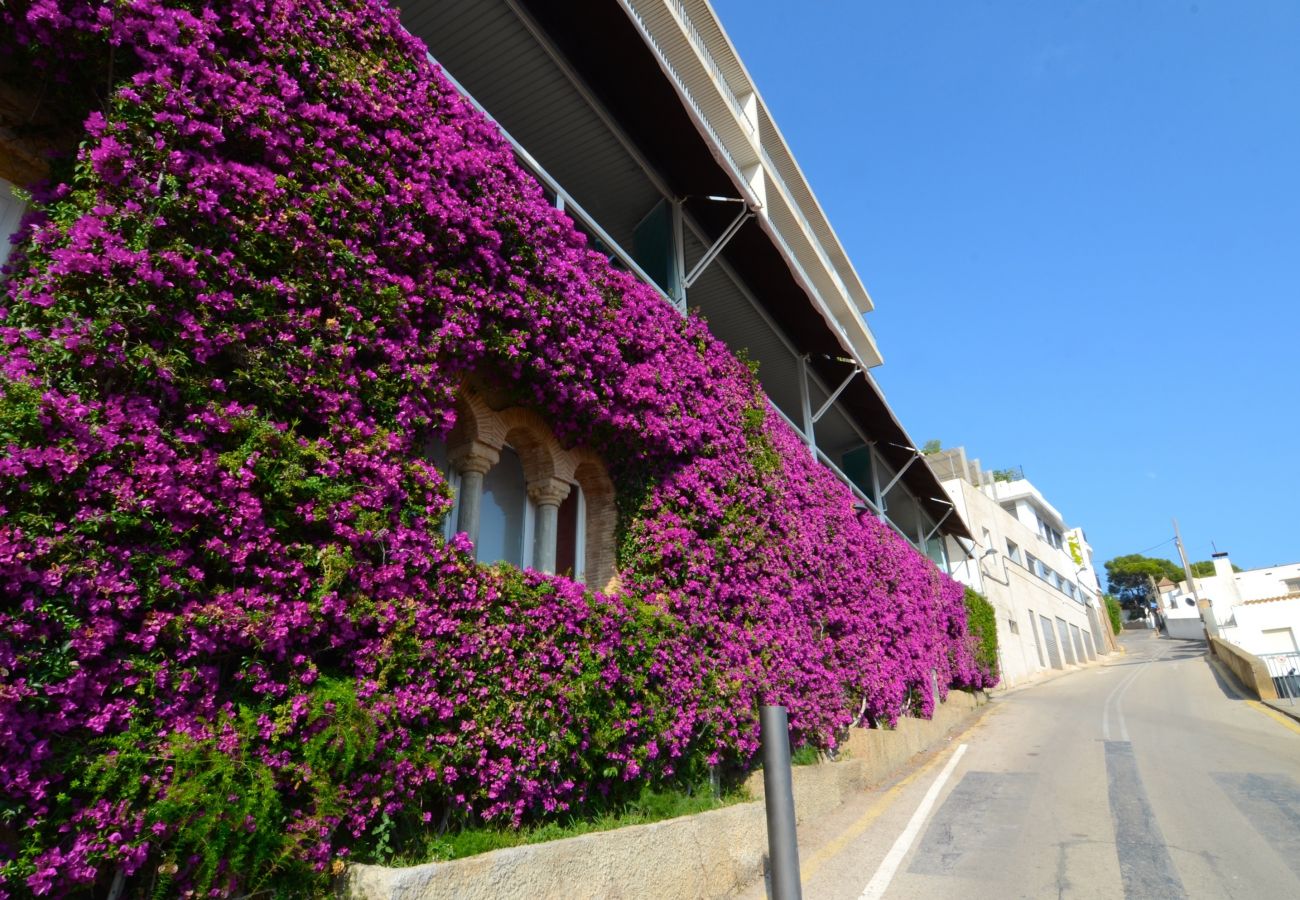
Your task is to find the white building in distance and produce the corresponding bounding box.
[1161,553,1300,655]
[929,447,1117,688]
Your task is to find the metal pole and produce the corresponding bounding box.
[760,705,803,900]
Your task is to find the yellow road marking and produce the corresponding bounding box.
[1206,654,1300,734]
[1246,700,1300,736]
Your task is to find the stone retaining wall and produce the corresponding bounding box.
[342,691,986,900]
[1210,636,1278,701]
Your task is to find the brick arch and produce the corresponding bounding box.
[496,407,575,487]
[571,448,618,592]
[448,391,507,451]
[443,387,618,587]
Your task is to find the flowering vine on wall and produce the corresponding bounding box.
[0,0,995,895]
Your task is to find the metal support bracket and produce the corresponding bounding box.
[684,204,752,289]
[797,355,815,452]
[878,452,920,499]
[922,506,954,544]
[812,366,861,424]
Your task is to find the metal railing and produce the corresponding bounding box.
[618,0,863,360]
[1260,651,1300,706]
[426,54,674,310]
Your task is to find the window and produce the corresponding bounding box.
[1026,552,1039,577]
[438,391,618,588]
[1009,618,1020,635]
[1285,578,1300,595]
[840,445,875,507]
[0,177,27,276]
[479,446,533,567]
[554,485,585,580]
[1035,513,1063,549]
[631,199,681,298]
[1006,539,1021,565]
[425,436,461,541]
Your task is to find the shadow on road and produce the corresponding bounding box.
[1102,640,1208,668]
[1203,654,1248,701]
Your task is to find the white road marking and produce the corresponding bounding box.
[1102,647,1168,741]
[858,743,968,900]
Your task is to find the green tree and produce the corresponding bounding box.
[920,439,942,455]
[1189,559,1242,577]
[1103,554,1184,610]
[1104,594,1123,635]
[963,587,999,679]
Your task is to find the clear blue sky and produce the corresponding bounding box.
[710,0,1300,575]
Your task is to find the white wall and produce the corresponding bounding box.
[1223,597,1300,657]
[1234,562,1300,602]
[1166,617,1206,641]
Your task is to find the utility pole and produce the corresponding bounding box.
[1173,517,1218,638]
[1147,574,1166,633]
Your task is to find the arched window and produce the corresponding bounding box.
[437,392,616,588]
[478,445,534,567]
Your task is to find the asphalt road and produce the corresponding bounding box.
[745,631,1300,900]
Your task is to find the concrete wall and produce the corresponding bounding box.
[1210,637,1278,701]
[342,692,986,900]
[1166,616,1206,641]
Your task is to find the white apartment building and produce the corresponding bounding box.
[929,447,1115,688]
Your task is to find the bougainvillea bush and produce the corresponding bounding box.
[0,0,996,894]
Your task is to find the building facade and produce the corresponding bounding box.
[0,0,971,564]
[929,447,1115,687]
[1162,553,1300,653]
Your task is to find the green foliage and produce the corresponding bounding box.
[789,745,822,766]
[962,587,999,680]
[74,676,376,897]
[990,468,1018,483]
[1067,535,1084,568]
[1190,559,1242,577]
[1105,594,1123,635]
[1104,554,1184,608]
[920,439,942,455]
[373,779,747,867]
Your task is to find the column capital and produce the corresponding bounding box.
[448,439,499,475]
[527,476,571,508]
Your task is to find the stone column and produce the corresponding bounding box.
[528,477,571,574]
[448,440,498,557]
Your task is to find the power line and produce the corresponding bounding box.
[1135,536,1176,556]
